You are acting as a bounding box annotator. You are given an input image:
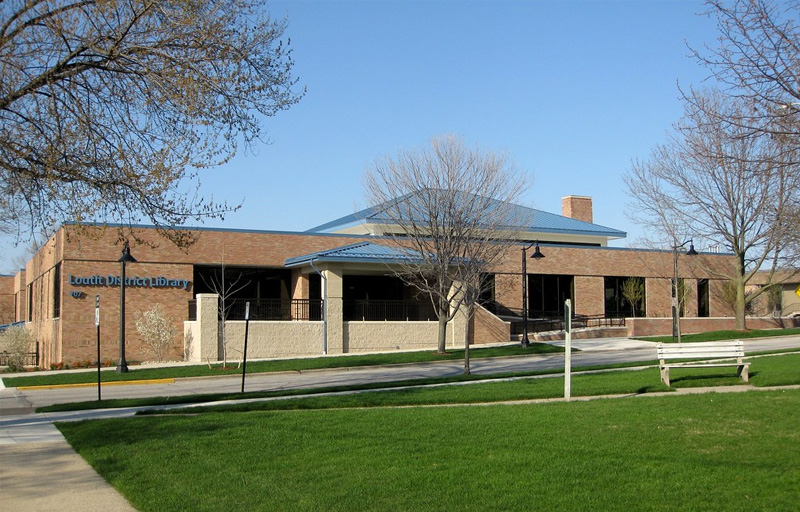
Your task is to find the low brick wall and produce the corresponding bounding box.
[627,316,800,337]
[472,305,511,345]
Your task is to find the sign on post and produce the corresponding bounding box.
[241,302,251,394]
[95,295,101,401]
[564,299,572,402]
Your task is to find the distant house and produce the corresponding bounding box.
[748,270,800,318]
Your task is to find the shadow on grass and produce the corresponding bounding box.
[669,374,748,388]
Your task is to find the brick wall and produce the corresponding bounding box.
[0,275,14,325]
[574,276,604,316]
[628,316,800,337]
[471,304,511,344]
[58,259,194,365]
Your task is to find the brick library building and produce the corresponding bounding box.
[1,195,781,369]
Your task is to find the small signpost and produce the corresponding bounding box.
[241,302,251,394]
[95,295,101,401]
[564,299,572,402]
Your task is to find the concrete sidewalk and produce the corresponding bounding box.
[0,441,138,512]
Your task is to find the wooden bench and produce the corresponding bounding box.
[656,340,750,386]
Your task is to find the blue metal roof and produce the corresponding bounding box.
[285,242,422,267]
[307,190,626,239]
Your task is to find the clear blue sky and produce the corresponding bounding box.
[1,0,720,273]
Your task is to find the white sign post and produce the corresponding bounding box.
[95,295,101,401]
[241,302,251,394]
[564,299,572,402]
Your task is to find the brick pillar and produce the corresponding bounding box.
[574,276,604,317]
[646,278,671,317]
[562,196,593,223]
[195,293,219,361]
[323,268,344,354]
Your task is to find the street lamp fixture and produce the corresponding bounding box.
[117,242,137,373]
[672,239,697,344]
[522,241,545,348]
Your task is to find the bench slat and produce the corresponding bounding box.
[656,341,744,360]
[658,351,744,359]
[661,362,745,368]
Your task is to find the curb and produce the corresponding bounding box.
[17,378,175,391]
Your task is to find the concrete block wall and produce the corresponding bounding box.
[345,322,441,352]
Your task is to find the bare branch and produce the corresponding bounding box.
[365,135,529,354]
[1,0,304,247]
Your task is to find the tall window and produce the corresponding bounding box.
[529,274,574,317]
[697,279,710,317]
[27,283,33,321]
[53,263,61,318]
[479,274,495,304]
[604,277,646,318]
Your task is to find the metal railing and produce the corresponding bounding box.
[510,314,626,335]
[0,342,39,368]
[188,299,323,321]
[344,300,437,321]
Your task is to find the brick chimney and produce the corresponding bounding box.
[561,196,593,223]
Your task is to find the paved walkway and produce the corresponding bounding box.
[1,441,139,512]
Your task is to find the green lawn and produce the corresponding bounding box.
[3,342,561,387]
[58,389,800,512]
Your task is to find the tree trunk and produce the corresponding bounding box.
[735,278,747,331]
[437,314,448,354]
[464,305,473,375]
[735,256,747,331]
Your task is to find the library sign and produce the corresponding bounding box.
[68,274,191,290]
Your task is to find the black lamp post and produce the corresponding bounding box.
[117,242,137,373]
[672,239,698,344]
[521,241,545,347]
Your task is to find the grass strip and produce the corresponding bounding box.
[57,389,800,512]
[4,343,562,388]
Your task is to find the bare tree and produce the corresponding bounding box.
[625,90,800,329]
[200,264,250,368]
[690,0,800,254]
[693,1,800,141]
[365,135,528,357]
[1,0,303,247]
